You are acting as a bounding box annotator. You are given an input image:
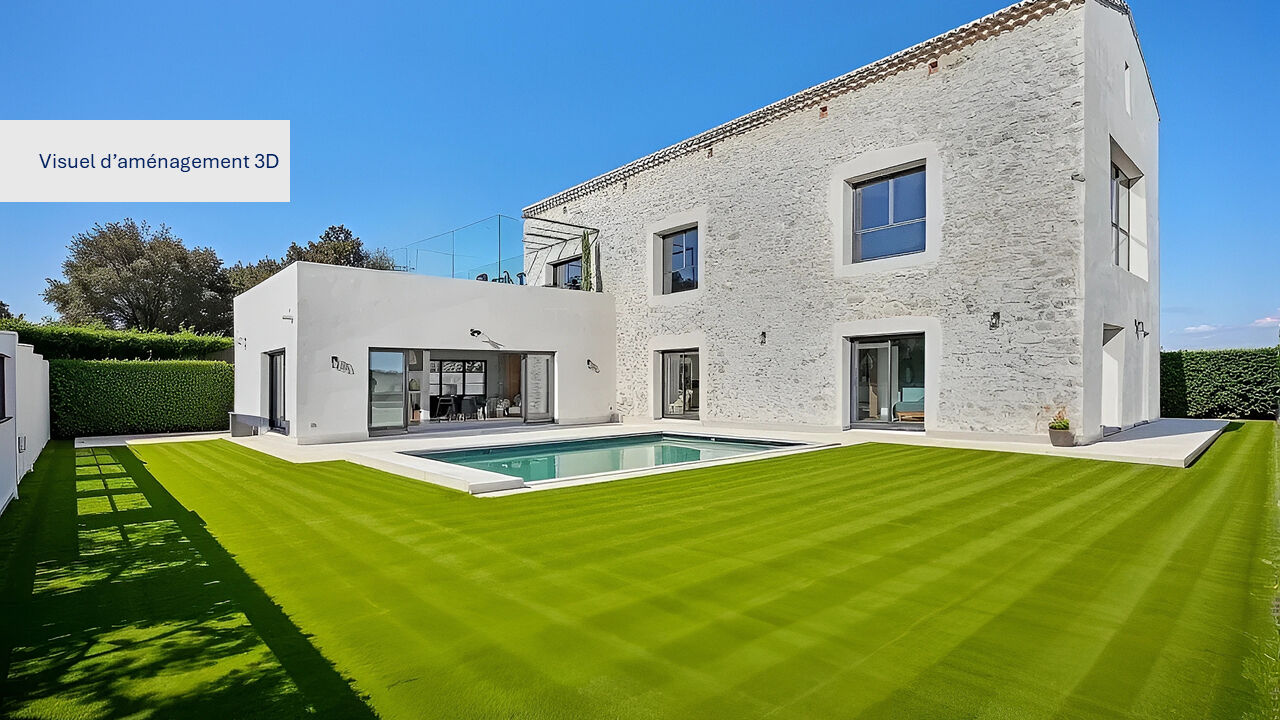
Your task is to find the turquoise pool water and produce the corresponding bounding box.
[410,433,798,483]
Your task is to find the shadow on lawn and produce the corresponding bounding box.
[0,442,378,720]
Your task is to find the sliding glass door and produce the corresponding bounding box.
[369,349,408,432]
[661,350,700,419]
[850,335,925,427]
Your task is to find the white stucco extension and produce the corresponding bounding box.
[0,331,50,517]
[234,262,616,444]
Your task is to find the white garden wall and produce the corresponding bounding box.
[0,331,51,516]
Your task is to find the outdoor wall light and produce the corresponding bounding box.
[281,313,294,323]
[586,359,600,373]
[469,328,482,337]
[989,311,1001,330]
[1135,320,1149,338]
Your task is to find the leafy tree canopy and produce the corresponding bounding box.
[229,224,395,295]
[42,219,234,335]
[0,300,12,320]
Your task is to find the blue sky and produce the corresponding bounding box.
[0,0,1275,349]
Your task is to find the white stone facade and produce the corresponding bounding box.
[525,0,1159,442]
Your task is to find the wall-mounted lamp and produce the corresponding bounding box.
[989,311,1001,330]
[281,313,294,323]
[759,331,767,345]
[469,328,482,337]
[1135,320,1149,338]
[586,359,600,373]
[236,336,247,348]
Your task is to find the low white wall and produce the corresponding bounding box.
[16,343,50,479]
[0,331,51,516]
[235,263,617,445]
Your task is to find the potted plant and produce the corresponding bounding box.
[1048,410,1074,447]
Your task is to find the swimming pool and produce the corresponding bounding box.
[408,433,801,483]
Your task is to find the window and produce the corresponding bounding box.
[851,166,926,262]
[661,350,699,419]
[662,227,698,294]
[552,257,582,289]
[1123,62,1132,115]
[428,359,486,397]
[0,353,9,423]
[1111,163,1133,270]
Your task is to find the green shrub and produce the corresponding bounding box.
[1161,346,1279,419]
[49,360,233,438]
[0,319,232,360]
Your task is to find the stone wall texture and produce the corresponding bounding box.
[526,3,1090,436]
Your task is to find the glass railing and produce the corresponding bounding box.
[389,214,527,283]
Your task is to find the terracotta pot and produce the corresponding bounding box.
[1048,428,1074,447]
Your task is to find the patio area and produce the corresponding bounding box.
[79,417,1234,495]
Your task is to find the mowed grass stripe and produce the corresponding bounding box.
[842,432,1253,719]
[711,462,1164,716]
[123,422,1280,719]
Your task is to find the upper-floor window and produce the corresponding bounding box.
[662,226,698,294]
[552,257,582,289]
[851,166,926,262]
[1111,163,1133,270]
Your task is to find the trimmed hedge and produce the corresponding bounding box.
[49,359,233,438]
[1161,346,1279,419]
[0,319,232,360]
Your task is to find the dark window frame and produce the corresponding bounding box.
[427,359,487,398]
[551,256,583,289]
[850,165,927,262]
[1111,163,1134,270]
[661,226,699,294]
[0,353,10,424]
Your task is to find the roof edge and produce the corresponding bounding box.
[524,0,1096,217]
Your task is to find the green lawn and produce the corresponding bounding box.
[2,423,1276,719]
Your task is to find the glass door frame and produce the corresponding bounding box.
[660,349,700,420]
[847,334,926,430]
[267,349,287,433]
[851,340,896,424]
[368,347,409,434]
[521,353,555,424]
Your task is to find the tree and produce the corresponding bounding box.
[228,256,285,296]
[0,300,11,319]
[42,219,234,334]
[230,225,396,294]
[284,225,395,270]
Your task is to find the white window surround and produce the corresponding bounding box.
[1110,139,1148,282]
[829,142,942,278]
[646,331,705,420]
[645,207,707,306]
[832,317,940,431]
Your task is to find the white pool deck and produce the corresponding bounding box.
[77,417,1231,495]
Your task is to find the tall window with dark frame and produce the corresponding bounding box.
[851,166,926,262]
[1111,163,1133,270]
[0,354,8,422]
[662,226,698,294]
[552,257,583,289]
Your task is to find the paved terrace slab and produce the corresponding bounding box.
[77,417,1231,494]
